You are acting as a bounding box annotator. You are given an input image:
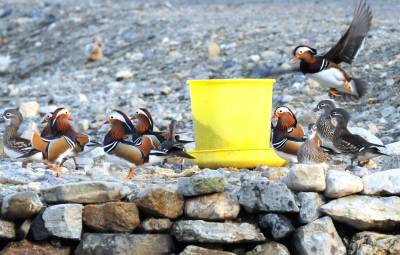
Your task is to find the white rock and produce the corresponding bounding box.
[116,69,133,80]
[0,219,16,240]
[0,55,11,72]
[285,164,327,192]
[325,170,363,198]
[19,101,40,118]
[250,54,261,62]
[294,216,346,255]
[385,141,400,156]
[321,195,400,230]
[363,169,400,195]
[42,204,83,240]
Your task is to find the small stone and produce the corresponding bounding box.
[42,204,83,240]
[178,169,225,197]
[258,213,294,240]
[324,170,363,198]
[285,164,326,192]
[294,216,346,255]
[0,219,16,240]
[0,240,71,255]
[180,245,235,255]
[208,42,220,58]
[140,218,172,233]
[19,101,40,118]
[0,55,11,73]
[362,169,400,195]
[250,54,261,62]
[172,220,265,243]
[116,69,133,81]
[245,242,290,255]
[298,192,326,224]
[40,181,130,204]
[134,186,184,219]
[83,202,140,233]
[1,191,43,220]
[75,233,175,255]
[321,195,400,230]
[185,193,240,220]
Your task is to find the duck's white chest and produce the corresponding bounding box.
[307,68,345,88]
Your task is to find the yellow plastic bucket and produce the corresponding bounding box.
[187,79,286,169]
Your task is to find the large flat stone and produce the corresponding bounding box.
[348,231,400,255]
[0,240,71,255]
[172,220,265,243]
[294,216,346,255]
[42,204,83,240]
[180,245,236,255]
[1,191,43,220]
[134,186,184,219]
[83,202,140,232]
[185,192,240,220]
[178,169,225,197]
[75,233,175,255]
[285,164,326,192]
[321,195,400,230]
[237,177,298,213]
[363,169,400,195]
[325,170,363,198]
[40,181,130,204]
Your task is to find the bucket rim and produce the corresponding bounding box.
[188,147,275,153]
[187,78,276,86]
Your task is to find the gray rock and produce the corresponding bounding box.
[180,245,235,255]
[321,195,400,230]
[75,233,175,255]
[42,204,83,240]
[178,169,225,197]
[245,242,290,255]
[348,231,400,255]
[260,167,289,181]
[0,219,16,240]
[1,191,43,220]
[294,216,346,255]
[285,164,326,192]
[386,141,400,156]
[298,192,326,224]
[83,202,140,233]
[140,218,172,233]
[258,214,294,240]
[16,219,31,240]
[40,181,130,204]
[324,170,363,198]
[172,220,265,243]
[237,177,299,213]
[362,169,400,195]
[0,240,71,255]
[134,186,184,219]
[185,192,240,220]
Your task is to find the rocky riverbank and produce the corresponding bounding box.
[0,162,400,254]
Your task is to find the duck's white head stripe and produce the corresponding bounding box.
[109,111,128,124]
[136,109,153,127]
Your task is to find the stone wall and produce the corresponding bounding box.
[1,166,400,255]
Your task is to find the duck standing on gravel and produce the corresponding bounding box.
[330,108,388,168]
[1,108,42,167]
[314,100,338,152]
[103,110,193,179]
[27,108,94,176]
[297,124,331,164]
[271,106,306,163]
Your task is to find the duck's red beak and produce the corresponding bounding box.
[291,55,299,62]
[104,119,110,124]
[271,114,279,121]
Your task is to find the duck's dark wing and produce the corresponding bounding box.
[323,0,373,64]
[341,132,383,152]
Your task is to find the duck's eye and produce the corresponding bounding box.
[298,50,304,54]
[321,103,325,106]
[5,113,11,117]
[110,116,114,119]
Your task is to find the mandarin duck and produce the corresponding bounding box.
[291,0,372,100]
[297,124,331,164]
[1,108,42,166]
[103,110,160,179]
[330,108,388,168]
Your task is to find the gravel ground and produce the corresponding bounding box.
[0,0,399,166]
